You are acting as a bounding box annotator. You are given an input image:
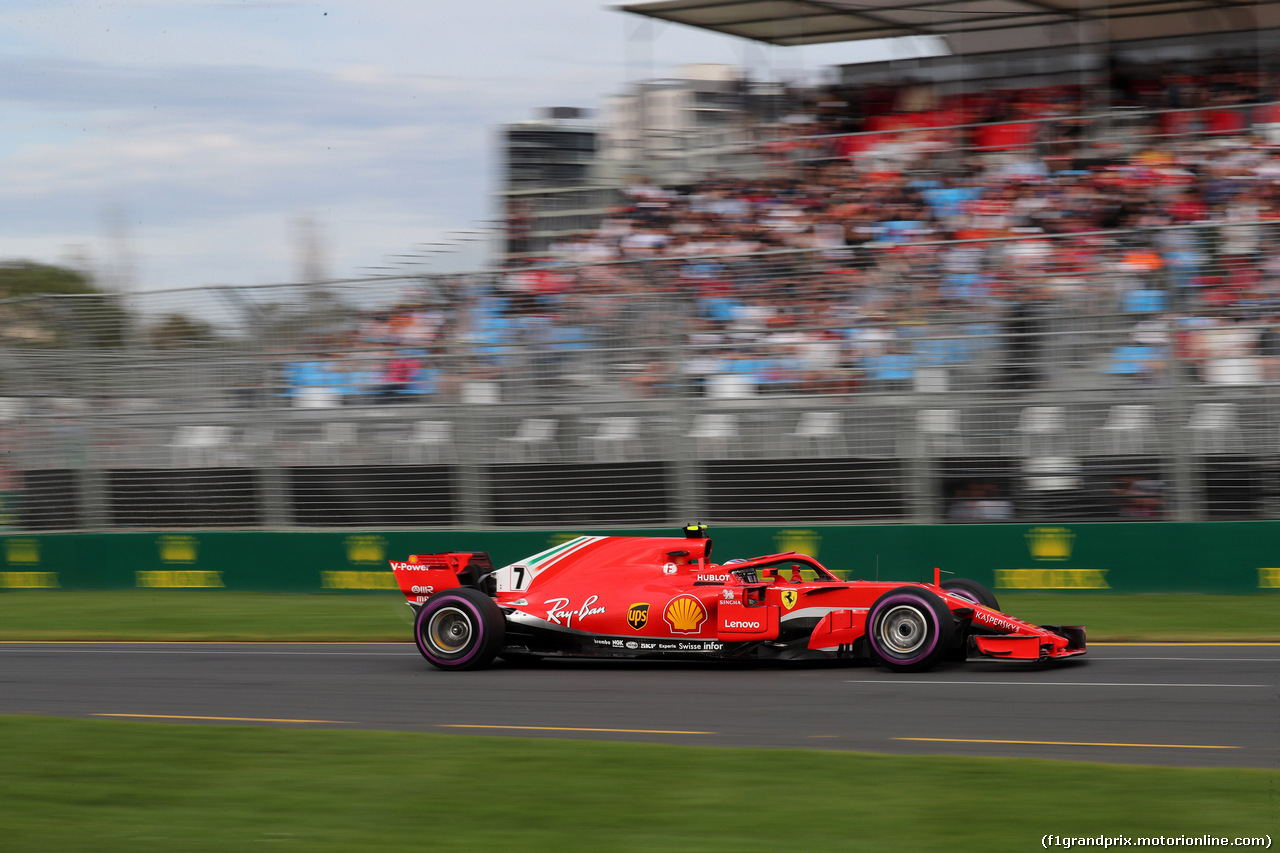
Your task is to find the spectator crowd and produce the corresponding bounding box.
[286,53,1280,406]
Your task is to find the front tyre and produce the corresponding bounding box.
[940,578,998,661]
[413,588,505,671]
[941,577,1000,611]
[867,587,955,673]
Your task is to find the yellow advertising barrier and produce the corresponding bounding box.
[136,571,225,589]
[994,569,1111,590]
[0,571,59,589]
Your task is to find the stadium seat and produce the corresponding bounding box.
[307,422,358,465]
[1091,405,1156,455]
[579,416,641,462]
[785,411,845,457]
[687,413,740,459]
[500,418,558,462]
[1188,403,1242,454]
[917,408,963,455]
[168,425,234,467]
[396,420,454,464]
[1017,406,1067,457]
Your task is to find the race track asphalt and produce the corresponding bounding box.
[1,642,1276,769]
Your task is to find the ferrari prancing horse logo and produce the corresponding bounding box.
[780,589,798,611]
[627,602,650,630]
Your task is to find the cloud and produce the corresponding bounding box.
[0,0,916,294]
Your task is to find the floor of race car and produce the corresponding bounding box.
[1,641,1276,769]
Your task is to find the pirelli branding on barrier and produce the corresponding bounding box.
[0,536,55,587]
[320,536,396,589]
[774,529,821,561]
[344,535,386,565]
[994,527,1110,590]
[321,571,397,590]
[136,534,222,587]
[994,569,1111,589]
[0,571,59,588]
[2,523,1279,592]
[5,538,40,566]
[158,535,199,565]
[136,570,224,588]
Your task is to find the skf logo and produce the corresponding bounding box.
[158,535,198,565]
[663,595,706,634]
[1026,527,1074,561]
[345,535,386,565]
[627,602,650,630]
[780,589,798,611]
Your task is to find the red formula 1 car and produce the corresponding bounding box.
[390,525,1086,673]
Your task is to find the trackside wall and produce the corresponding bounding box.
[0,522,1277,593]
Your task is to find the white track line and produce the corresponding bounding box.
[848,680,1270,688]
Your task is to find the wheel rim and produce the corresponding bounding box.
[426,606,473,655]
[878,604,929,656]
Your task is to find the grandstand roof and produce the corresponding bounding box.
[620,0,1280,55]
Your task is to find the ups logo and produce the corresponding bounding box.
[627,602,650,630]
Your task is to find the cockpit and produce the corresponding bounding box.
[717,554,841,585]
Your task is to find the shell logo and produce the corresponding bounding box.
[663,595,706,634]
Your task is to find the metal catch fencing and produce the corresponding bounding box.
[2,218,1279,530]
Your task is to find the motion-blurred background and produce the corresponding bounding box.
[5,0,1280,532]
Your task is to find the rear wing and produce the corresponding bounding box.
[389,552,495,604]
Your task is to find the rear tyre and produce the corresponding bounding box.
[867,587,955,673]
[413,588,505,671]
[941,578,1000,611]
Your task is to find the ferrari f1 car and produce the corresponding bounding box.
[390,525,1086,673]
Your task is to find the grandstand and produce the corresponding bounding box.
[4,9,1280,530]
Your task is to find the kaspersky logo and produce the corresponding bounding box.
[627,603,650,630]
[780,589,798,611]
[1026,527,1074,561]
[663,595,706,634]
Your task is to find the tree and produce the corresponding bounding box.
[0,261,126,348]
[0,261,98,298]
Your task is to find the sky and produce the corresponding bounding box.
[0,0,939,294]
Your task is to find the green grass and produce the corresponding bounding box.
[0,590,1277,642]
[0,716,1274,853]
[998,593,1280,641]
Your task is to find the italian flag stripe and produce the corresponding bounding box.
[524,536,600,569]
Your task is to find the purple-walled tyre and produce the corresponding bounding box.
[413,588,505,671]
[941,577,1000,611]
[867,587,955,673]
